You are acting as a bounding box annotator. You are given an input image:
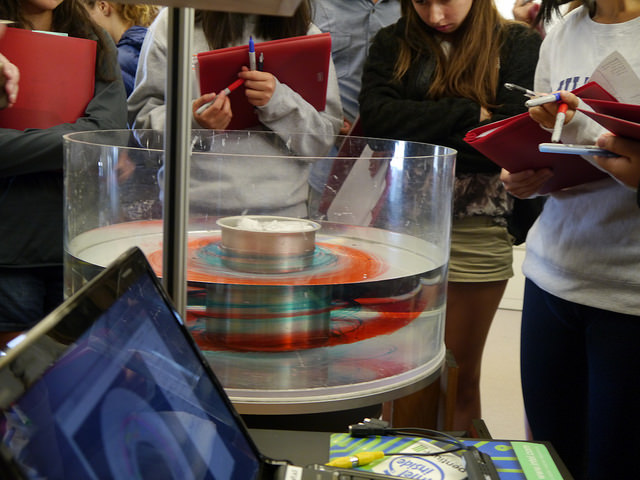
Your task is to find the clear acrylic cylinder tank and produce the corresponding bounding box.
[64,129,456,414]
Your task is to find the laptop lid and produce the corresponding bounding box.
[0,247,403,480]
[0,247,270,480]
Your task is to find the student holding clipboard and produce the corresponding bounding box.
[127,3,343,219]
[0,0,127,346]
[499,0,640,477]
[359,0,541,433]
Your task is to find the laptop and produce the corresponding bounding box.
[0,247,397,480]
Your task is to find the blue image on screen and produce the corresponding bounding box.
[0,273,261,480]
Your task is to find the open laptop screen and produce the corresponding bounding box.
[0,248,261,479]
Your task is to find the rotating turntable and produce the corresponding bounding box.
[64,130,456,413]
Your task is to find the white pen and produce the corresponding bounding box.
[195,78,244,115]
[550,103,568,143]
[525,92,562,107]
[195,98,219,116]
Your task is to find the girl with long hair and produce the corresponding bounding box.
[359,0,541,431]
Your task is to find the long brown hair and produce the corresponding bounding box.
[196,1,311,50]
[396,0,511,108]
[0,0,118,81]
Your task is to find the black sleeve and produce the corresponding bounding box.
[492,24,543,122]
[359,24,480,145]
[0,41,127,178]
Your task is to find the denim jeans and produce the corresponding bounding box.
[0,266,63,331]
[521,278,640,480]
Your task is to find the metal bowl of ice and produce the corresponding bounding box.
[217,215,321,261]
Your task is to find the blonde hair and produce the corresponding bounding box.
[396,0,513,109]
[111,3,159,28]
[82,1,160,27]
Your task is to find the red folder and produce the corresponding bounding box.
[0,27,96,130]
[464,82,617,194]
[578,98,640,140]
[196,33,331,131]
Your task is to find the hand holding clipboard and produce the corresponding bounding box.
[464,82,619,193]
[194,33,331,131]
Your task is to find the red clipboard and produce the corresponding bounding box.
[196,33,331,131]
[0,27,96,130]
[464,82,617,194]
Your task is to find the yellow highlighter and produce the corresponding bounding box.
[326,451,385,468]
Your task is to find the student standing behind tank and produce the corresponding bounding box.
[82,0,160,96]
[359,0,541,431]
[127,5,343,219]
[0,0,127,347]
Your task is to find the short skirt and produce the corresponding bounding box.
[447,215,514,283]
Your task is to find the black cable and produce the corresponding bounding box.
[346,419,501,479]
[383,446,466,457]
[348,419,467,457]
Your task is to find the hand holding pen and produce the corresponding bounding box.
[195,37,266,119]
[195,78,244,116]
[238,65,276,108]
[240,38,274,107]
[193,90,232,129]
[528,90,579,143]
[505,83,577,142]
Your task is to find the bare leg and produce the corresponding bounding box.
[445,280,507,431]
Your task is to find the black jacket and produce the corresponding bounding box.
[0,36,127,267]
[359,19,542,175]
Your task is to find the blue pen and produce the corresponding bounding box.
[525,92,562,107]
[248,36,256,71]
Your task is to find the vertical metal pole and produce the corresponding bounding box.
[163,7,193,317]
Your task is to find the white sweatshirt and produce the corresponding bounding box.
[522,6,640,315]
